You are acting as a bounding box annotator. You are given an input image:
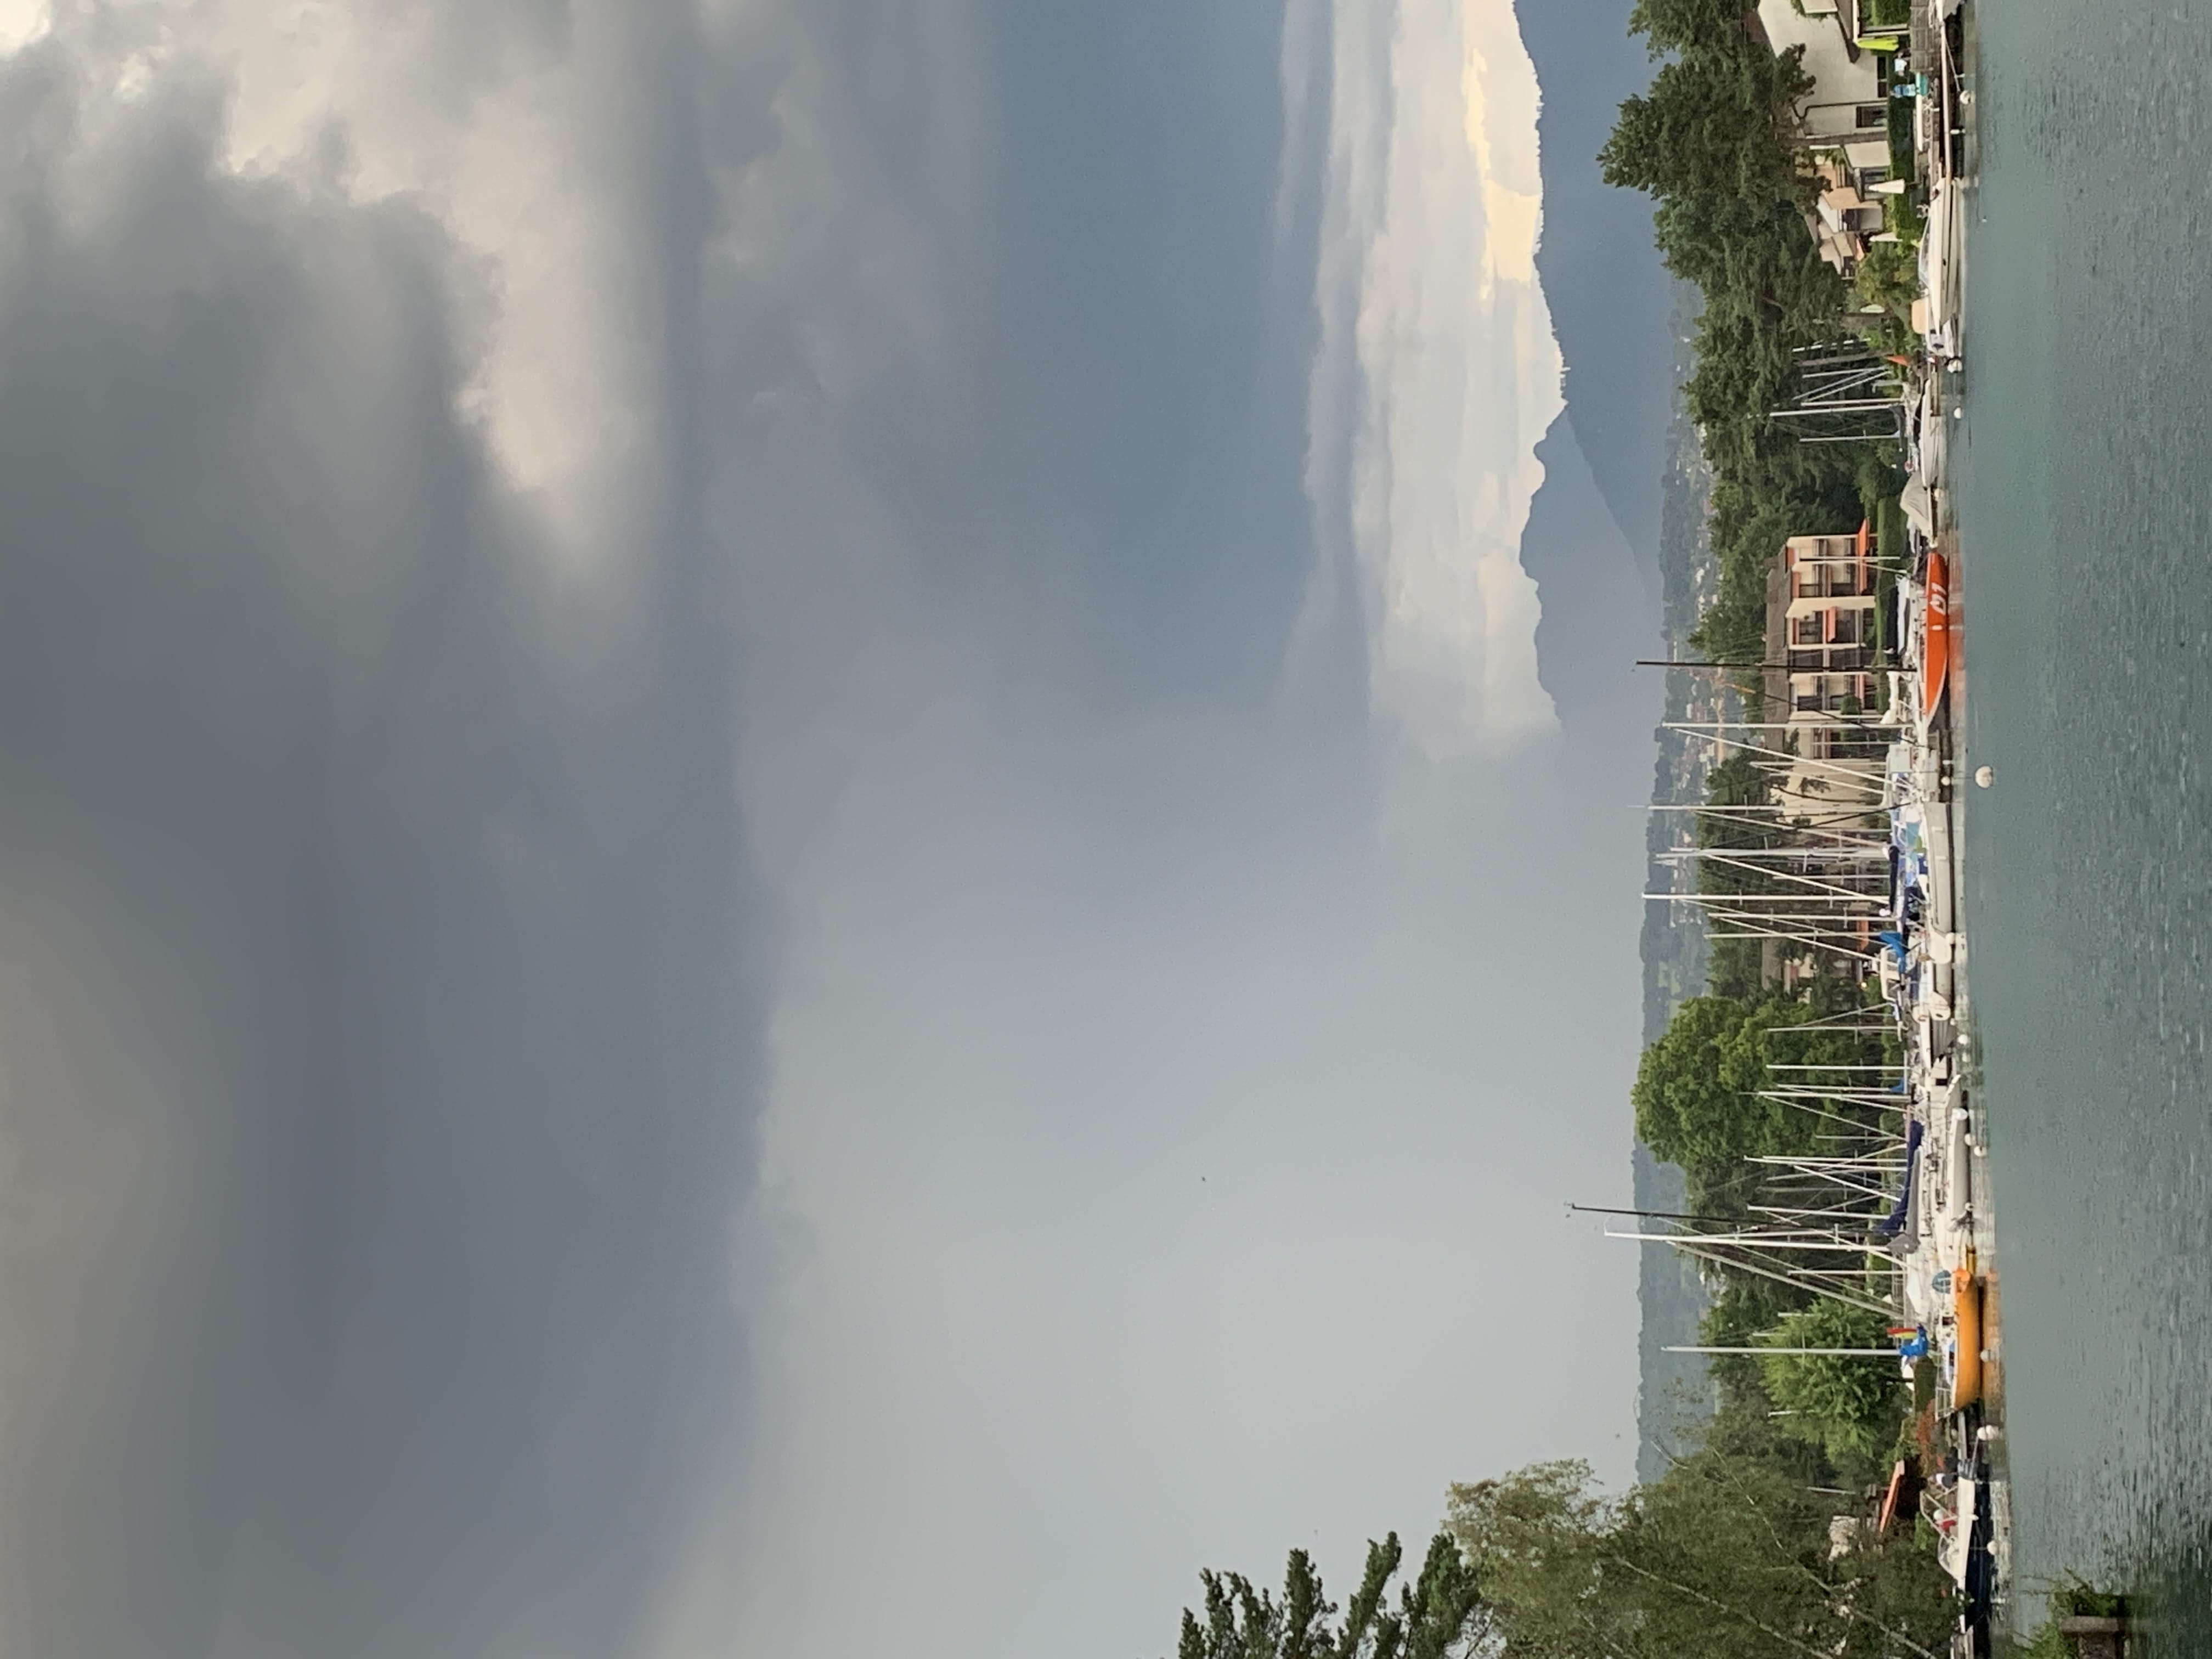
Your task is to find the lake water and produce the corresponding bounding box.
[1958,0,2212,1646]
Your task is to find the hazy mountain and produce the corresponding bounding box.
[1517,0,1711,1482]
[1522,0,1673,585]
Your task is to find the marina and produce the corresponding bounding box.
[1627,1,2043,1649]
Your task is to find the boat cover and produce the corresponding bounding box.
[1879,1118,1927,1237]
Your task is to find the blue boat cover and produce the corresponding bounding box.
[1877,1118,1926,1237]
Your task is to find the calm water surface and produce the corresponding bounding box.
[1960,0,2212,1646]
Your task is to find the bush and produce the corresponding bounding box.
[1884,190,1926,246]
[2011,1582,2130,1659]
[1758,1301,1903,1479]
[1855,239,1921,318]
[1886,97,1917,185]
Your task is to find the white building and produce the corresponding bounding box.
[1762,529,1886,810]
[1758,0,1891,170]
[1757,0,1899,273]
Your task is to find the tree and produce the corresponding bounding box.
[1758,1300,1903,1477]
[1632,995,1798,1175]
[1601,46,1814,207]
[1635,993,1893,1219]
[1448,1437,1953,1659]
[1170,1533,1487,1659]
[1627,0,1760,55]
[1601,0,1896,676]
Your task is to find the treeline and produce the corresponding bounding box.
[1637,749,1910,1475]
[1600,0,1898,667]
[1169,1398,1951,1659]
[1632,981,1912,1472]
[1604,0,1925,1475]
[1167,930,1948,1658]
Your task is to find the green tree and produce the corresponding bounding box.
[1855,238,1922,321]
[1759,1300,1903,1476]
[1627,0,1761,54]
[1632,995,1800,1174]
[1635,992,1893,1218]
[1448,1437,1952,1659]
[1637,995,1893,1177]
[1600,47,1815,206]
[1170,1533,1487,1659]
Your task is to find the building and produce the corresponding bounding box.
[1756,0,1903,274]
[1757,0,1887,167]
[1762,528,1884,809]
[1809,155,1889,274]
[1781,529,1878,710]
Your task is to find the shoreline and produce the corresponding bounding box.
[1647,0,2018,1645]
[1944,3,2021,1645]
[1888,0,2017,1642]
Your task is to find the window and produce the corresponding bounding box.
[1856,105,1888,129]
[1831,612,1861,645]
[1794,616,1825,645]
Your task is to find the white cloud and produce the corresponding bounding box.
[50,0,691,577]
[0,0,47,55]
[1301,0,1564,752]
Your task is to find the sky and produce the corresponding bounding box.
[0,2,1660,1657]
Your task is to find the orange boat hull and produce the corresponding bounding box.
[1922,552,1953,718]
[1952,1253,1985,1409]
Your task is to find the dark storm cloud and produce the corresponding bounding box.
[0,42,760,1659]
[695,0,1340,721]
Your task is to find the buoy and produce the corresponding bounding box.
[1974,765,1994,788]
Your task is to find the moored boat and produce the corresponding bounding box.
[1922,551,1953,719]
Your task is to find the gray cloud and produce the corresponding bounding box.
[668,5,1650,1655]
[0,38,759,1659]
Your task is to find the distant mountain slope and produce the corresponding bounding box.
[1521,0,1673,585]
[1517,2,1711,1482]
[1633,283,1721,1483]
[1519,414,1654,737]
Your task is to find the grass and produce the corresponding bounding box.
[1877,496,1906,568]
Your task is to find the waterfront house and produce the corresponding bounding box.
[1756,0,1898,273]
[1747,529,1888,992]
[1778,530,1880,712]
[1811,156,1888,272]
[1762,530,1885,803]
